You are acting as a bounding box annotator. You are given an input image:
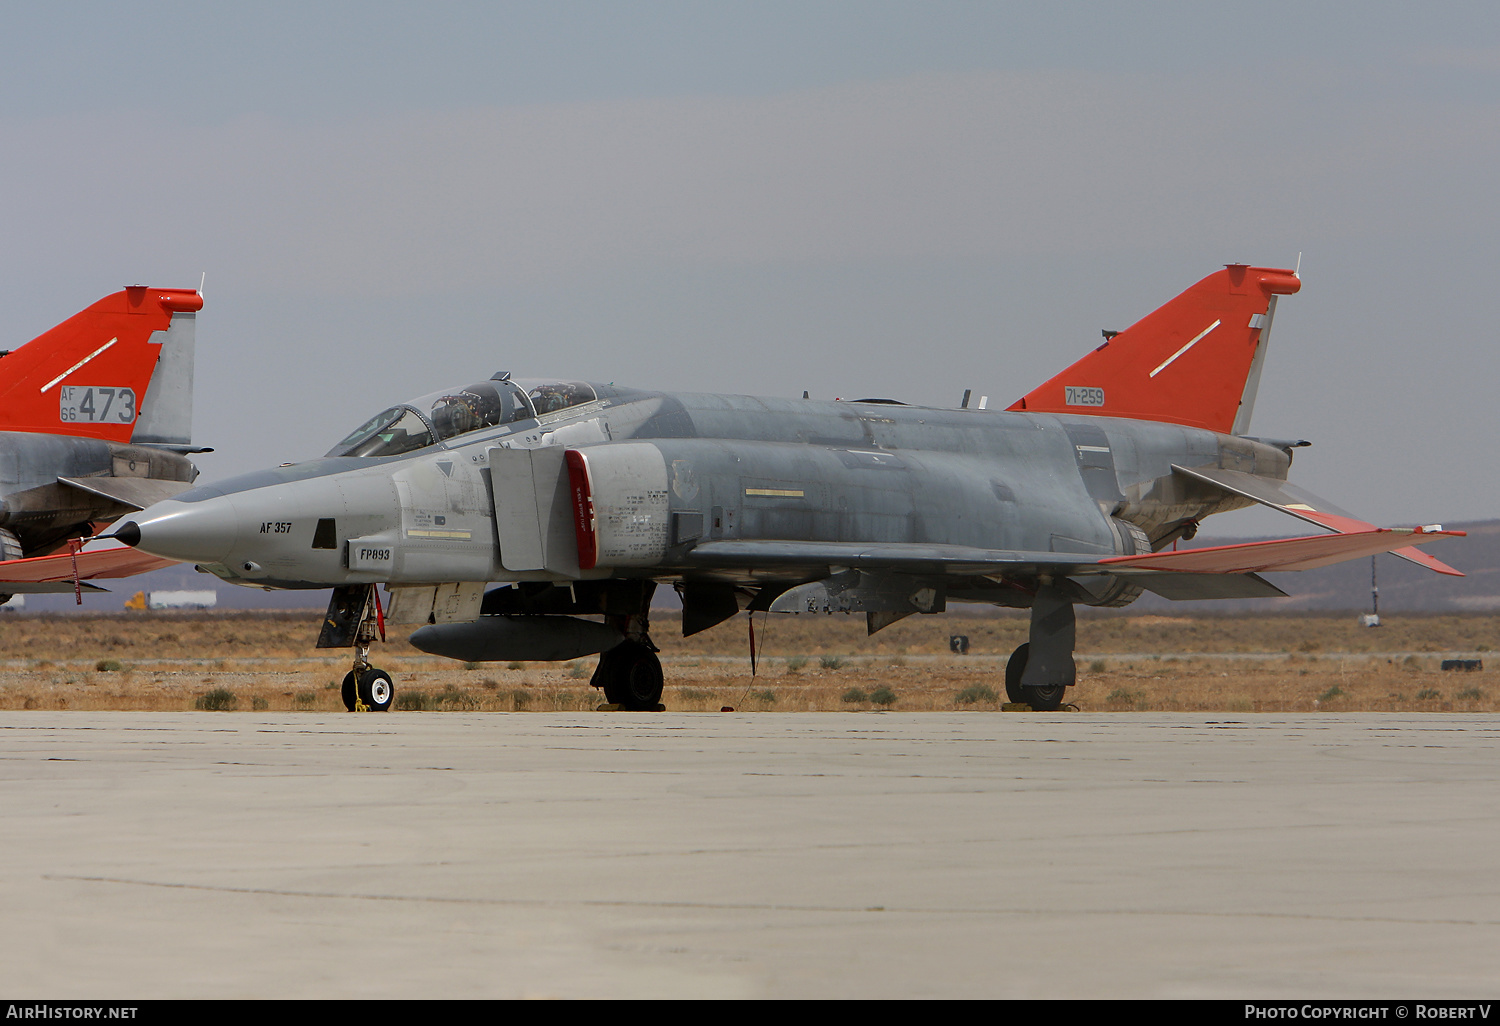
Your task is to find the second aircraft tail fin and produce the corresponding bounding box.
[0,286,202,444]
[1009,264,1301,435]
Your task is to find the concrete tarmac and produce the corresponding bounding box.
[2,712,1498,999]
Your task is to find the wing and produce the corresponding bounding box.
[0,543,180,591]
[1172,465,1463,576]
[683,527,1461,599]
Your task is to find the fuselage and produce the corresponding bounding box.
[0,430,196,556]
[123,381,1292,592]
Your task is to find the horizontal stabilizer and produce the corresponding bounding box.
[1100,527,1464,575]
[58,476,194,513]
[0,543,179,584]
[1172,465,1463,576]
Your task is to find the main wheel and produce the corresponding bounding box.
[341,670,358,712]
[1004,643,1029,704]
[357,668,395,712]
[599,643,663,710]
[1004,642,1066,712]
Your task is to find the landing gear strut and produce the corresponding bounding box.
[590,594,663,710]
[319,584,394,712]
[1004,581,1077,712]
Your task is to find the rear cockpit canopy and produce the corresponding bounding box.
[326,377,598,457]
[524,380,596,415]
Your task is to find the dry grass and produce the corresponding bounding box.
[0,609,1493,713]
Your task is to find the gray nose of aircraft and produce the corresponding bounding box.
[115,496,242,564]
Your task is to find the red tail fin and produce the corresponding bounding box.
[0,286,202,443]
[1009,265,1301,434]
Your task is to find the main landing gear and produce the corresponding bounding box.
[590,591,664,711]
[1004,582,1078,712]
[593,640,664,710]
[319,584,394,712]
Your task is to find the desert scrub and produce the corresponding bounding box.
[433,686,480,710]
[95,659,124,672]
[841,687,867,704]
[785,656,808,673]
[956,684,998,706]
[396,691,434,711]
[819,655,846,670]
[869,686,897,707]
[194,688,237,711]
[292,691,319,710]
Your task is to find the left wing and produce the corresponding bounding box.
[684,526,1462,583]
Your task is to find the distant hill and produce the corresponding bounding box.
[11,520,1496,616]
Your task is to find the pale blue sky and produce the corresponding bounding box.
[2,2,1497,530]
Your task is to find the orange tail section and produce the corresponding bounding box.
[1009,265,1301,434]
[0,286,202,443]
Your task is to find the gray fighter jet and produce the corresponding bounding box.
[0,286,204,600]
[115,265,1462,711]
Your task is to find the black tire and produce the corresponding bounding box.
[592,644,625,699]
[341,670,358,712]
[1003,642,1066,711]
[600,643,663,710]
[1022,682,1067,712]
[357,668,394,712]
[1004,643,1029,704]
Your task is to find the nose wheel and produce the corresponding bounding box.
[342,667,395,712]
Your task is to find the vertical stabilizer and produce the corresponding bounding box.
[1008,265,1300,434]
[0,287,202,444]
[131,310,195,446]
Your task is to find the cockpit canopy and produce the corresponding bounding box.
[327,377,599,458]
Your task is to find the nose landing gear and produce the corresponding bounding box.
[319,584,395,712]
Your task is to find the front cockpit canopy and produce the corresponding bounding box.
[327,377,599,457]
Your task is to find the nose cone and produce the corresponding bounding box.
[120,496,242,564]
